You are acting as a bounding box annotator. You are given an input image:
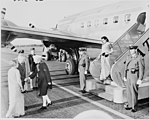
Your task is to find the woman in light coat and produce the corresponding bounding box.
[6,60,25,118]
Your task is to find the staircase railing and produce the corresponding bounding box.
[111,28,149,88]
[115,28,149,62]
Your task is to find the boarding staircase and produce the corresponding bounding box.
[87,23,149,103]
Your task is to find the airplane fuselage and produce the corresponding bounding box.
[57,0,148,43]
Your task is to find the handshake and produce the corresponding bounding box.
[24,77,31,82]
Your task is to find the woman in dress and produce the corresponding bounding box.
[6,60,25,118]
[99,36,113,84]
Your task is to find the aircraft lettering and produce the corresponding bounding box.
[142,38,149,51]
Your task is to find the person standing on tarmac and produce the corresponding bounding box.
[124,45,144,112]
[78,48,89,93]
[28,48,38,90]
[26,55,52,110]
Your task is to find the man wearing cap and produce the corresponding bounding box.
[28,48,37,90]
[78,48,89,93]
[27,55,52,110]
[124,45,144,112]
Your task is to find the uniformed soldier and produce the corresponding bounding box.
[124,45,144,112]
[78,48,89,93]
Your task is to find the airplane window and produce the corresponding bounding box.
[87,21,92,27]
[103,18,108,25]
[125,14,131,23]
[113,16,119,23]
[94,19,99,27]
[81,22,84,28]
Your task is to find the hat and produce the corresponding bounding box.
[79,48,87,51]
[33,55,42,64]
[129,45,138,49]
[18,55,26,64]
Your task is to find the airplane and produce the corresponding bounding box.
[1,0,149,89]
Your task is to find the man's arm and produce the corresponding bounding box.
[138,57,145,80]
[85,55,89,74]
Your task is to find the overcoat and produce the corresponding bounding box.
[29,62,52,96]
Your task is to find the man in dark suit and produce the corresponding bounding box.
[28,48,37,89]
[27,55,52,110]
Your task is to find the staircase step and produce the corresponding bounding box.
[86,79,105,92]
[89,89,105,95]
[98,92,113,101]
[105,85,117,94]
[90,89,113,101]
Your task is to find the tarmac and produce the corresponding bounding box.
[1,46,149,119]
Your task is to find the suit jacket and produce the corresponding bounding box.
[29,62,52,95]
[28,54,36,72]
[124,54,144,80]
[17,63,26,87]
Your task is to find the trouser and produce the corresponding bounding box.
[32,77,38,88]
[42,95,51,107]
[79,66,86,90]
[126,73,138,109]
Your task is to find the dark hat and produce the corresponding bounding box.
[18,50,24,53]
[79,48,87,51]
[129,45,138,49]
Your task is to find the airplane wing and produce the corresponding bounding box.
[1,19,101,49]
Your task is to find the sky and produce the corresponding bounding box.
[1,0,127,45]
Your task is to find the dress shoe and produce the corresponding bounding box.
[79,90,86,93]
[33,87,38,90]
[25,106,28,110]
[124,104,132,110]
[81,90,86,93]
[131,109,137,112]
[39,106,47,110]
[125,107,132,110]
[47,102,52,107]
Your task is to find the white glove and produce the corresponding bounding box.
[48,82,51,85]
[29,72,33,75]
[137,79,142,85]
[123,77,127,81]
[84,71,87,75]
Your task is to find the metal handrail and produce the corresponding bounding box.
[112,23,137,46]
[115,28,149,62]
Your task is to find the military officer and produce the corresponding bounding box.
[78,48,89,93]
[124,45,144,112]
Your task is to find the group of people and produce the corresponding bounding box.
[78,36,145,113]
[78,36,113,93]
[6,48,52,118]
[6,35,145,118]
